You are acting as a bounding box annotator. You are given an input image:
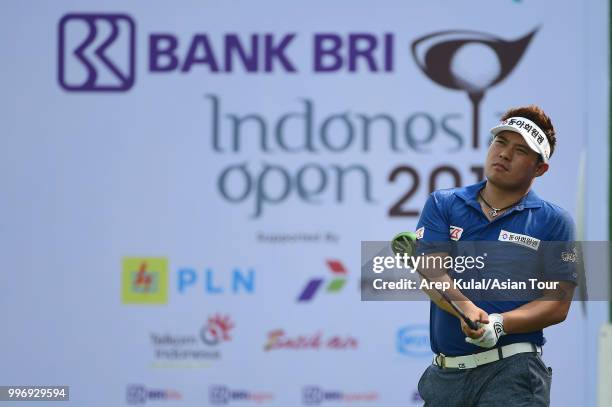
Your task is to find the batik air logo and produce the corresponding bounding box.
[498,230,540,250]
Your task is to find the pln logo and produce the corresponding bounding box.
[177,267,255,295]
[122,257,255,305]
[122,257,168,304]
[58,13,135,91]
[297,260,347,302]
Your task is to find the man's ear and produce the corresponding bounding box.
[534,162,549,178]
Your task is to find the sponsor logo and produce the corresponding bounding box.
[57,14,538,223]
[126,385,181,405]
[411,29,537,149]
[149,315,233,367]
[58,13,396,92]
[177,267,255,295]
[397,324,431,357]
[298,260,347,302]
[502,118,550,159]
[209,386,274,405]
[200,315,234,345]
[449,226,463,241]
[302,387,379,405]
[264,330,358,351]
[415,227,424,240]
[58,13,135,91]
[498,230,540,250]
[200,28,537,218]
[122,258,169,304]
[122,258,255,305]
[55,10,538,157]
[561,247,578,263]
[493,322,504,337]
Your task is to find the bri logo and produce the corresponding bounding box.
[209,386,274,405]
[126,384,182,405]
[58,13,392,93]
[302,387,378,405]
[297,260,347,302]
[58,13,136,91]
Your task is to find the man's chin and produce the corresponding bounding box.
[485,173,513,188]
[486,176,531,193]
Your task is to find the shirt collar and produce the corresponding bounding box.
[455,180,543,211]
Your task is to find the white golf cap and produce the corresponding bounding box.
[490,117,551,163]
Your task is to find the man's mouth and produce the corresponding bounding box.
[492,162,509,171]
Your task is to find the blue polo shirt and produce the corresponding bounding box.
[416,180,576,356]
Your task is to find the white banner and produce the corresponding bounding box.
[0,1,608,406]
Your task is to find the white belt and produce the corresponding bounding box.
[433,342,542,369]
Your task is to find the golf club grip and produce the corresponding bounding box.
[391,231,479,330]
[463,314,480,331]
[448,299,479,330]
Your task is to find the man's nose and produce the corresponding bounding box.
[498,146,512,160]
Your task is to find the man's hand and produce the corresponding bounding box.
[464,313,506,348]
[459,303,489,339]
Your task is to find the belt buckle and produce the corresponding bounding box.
[435,353,446,368]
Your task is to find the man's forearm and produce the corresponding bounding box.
[421,285,460,317]
[418,252,475,319]
[502,282,574,333]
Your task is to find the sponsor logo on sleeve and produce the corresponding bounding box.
[449,226,463,241]
[415,227,424,240]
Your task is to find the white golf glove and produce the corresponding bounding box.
[465,313,506,348]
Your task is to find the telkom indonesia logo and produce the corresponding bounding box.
[297,260,347,302]
[200,315,234,345]
[58,13,135,91]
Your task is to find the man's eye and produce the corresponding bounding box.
[495,140,505,145]
[517,149,528,155]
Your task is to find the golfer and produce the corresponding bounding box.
[415,105,576,406]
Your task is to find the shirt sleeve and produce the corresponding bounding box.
[415,192,451,254]
[540,209,578,284]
